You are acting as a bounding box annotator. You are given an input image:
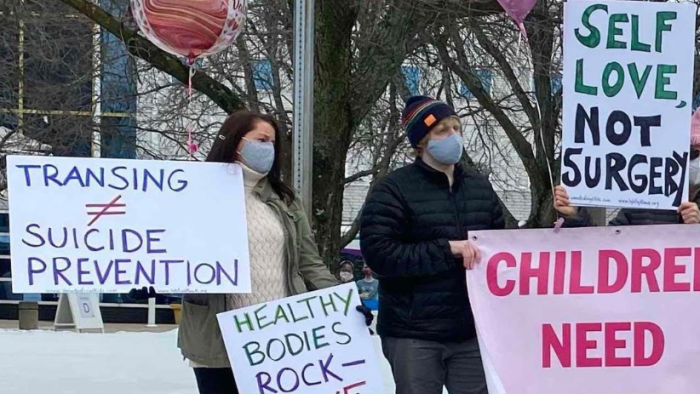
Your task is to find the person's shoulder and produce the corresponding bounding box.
[384,163,420,183]
[460,168,497,193]
[371,164,419,195]
[460,168,489,183]
[284,195,303,212]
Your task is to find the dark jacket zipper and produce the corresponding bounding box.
[449,181,464,239]
[450,181,469,308]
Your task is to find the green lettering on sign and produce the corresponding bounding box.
[655,12,676,52]
[602,62,624,97]
[575,59,597,95]
[234,312,254,333]
[576,4,607,48]
[630,15,651,52]
[607,14,629,49]
[628,63,652,99]
[254,304,274,330]
[243,341,264,366]
[655,64,677,100]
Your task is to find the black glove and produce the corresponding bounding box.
[356,305,374,335]
[128,286,157,301]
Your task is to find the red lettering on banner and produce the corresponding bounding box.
[634,322,665,366]
[577,323,603,367]
[604,322,632,367]
[487,252,516,296]
[542,324,571,368]
[570,251,595,294]
[553,251,567,295]
[489,248,700,296]
[520,252,550,295]
[695,248,700,292]
[663,248,692,292]
[631,249,661,293]
[541,322,665,368]
[598,250,629,293]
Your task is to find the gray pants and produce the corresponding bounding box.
[382,336,488,394]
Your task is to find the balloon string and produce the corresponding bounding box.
[517,22,528,43]
[186,63,198,158]
[188,66,194,101]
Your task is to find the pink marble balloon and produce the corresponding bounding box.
[131,0,246,63]
[496,0,538,37]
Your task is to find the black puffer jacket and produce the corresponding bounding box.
[360,159,504,342]
[606,191,700,226]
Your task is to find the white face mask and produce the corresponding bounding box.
[689,158,700,187]
[238,138,274,175]
[339,272,354,282]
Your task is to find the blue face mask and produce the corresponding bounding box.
[426,133,464,165]
[239,138,275,174]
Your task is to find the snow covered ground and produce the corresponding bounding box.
[0,329,195,394]
[0,328,441,394]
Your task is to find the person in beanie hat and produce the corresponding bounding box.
[554,109,700,225]
[403,96,460,148]
[360,96,501,394]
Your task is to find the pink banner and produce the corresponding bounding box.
[467,225,700,394]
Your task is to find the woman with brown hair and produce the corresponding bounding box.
[174,110,372,393]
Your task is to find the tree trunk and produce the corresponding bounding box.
[312,0,358,266]
[527,0,559,228]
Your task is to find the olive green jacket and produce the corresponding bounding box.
[177,179,339,368]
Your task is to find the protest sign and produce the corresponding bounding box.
[561,0,696,210]
[467,225,700,394]
[7,155,251,294]
[217,283,385,394]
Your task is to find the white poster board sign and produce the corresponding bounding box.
[7,155,251,294]
[561,0,696,210]
[217,283,386,394]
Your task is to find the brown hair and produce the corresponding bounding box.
[207,110,295,205]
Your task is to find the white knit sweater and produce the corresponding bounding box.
[191,164,288,368]
[226,164,288,310]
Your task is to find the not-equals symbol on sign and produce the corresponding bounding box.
[86,195,126,226]
[335,360,367,394]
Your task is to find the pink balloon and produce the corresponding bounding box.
[131,0,247,63]
[496,0,539,36]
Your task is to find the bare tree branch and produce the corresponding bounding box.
[344,169,379,185]
[471,22,539,129]
[433,26,538,172]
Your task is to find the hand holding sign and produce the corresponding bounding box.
[128,286,157,300]
[678,201,700,224]
[450,240,482,270]
[553,186,578,218]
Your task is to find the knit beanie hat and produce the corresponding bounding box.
[692,109,700,147]
[401,96,457,147]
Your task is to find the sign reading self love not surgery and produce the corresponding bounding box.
[7,155,251,294]
[561,0,696,210]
